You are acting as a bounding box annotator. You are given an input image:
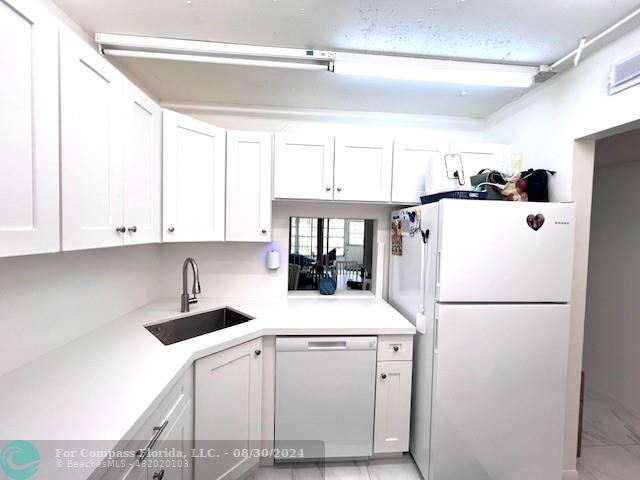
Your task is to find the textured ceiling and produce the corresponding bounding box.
[52,0,640,117]
[114,56,526,118]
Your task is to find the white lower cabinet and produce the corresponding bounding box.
[148,399,194,480]
[373,335,413,455]
[373,361,413,454]
[97,368,194,480]
[195,338,263,480]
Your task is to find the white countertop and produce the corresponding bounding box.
[0,295,414,446]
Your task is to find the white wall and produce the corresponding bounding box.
[160,201,394,301]
[484,26,640,473]
[0,245,161,376]
[583,159,640,415]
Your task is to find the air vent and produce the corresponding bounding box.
[609,52,640,95]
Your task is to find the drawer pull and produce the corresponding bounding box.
[393,345,399,352]
[136,420,168,462]
[381,373,387,379]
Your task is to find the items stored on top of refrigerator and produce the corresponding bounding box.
[389,200,575,480]
[423,145,556,202]
[423,145,512,196]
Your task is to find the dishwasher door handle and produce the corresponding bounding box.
[307,340,347,350]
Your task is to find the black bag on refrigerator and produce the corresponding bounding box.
[520,169,555,202]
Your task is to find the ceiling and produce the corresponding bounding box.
[52,0,640,118]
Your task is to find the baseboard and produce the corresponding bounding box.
[562,469,579,480]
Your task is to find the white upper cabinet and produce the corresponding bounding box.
[273,134,334,200]
[0,0,59,257]
[122,85,161,245]
[451,142,513,179]
[60,30,125,251]
[392,138,446,204]
[334,136,393,202]
[163,110,226,242]
[226,131,273,242]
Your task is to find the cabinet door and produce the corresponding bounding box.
[450,142,513,180]
[148,399,194,480]
[226,131,272,242]
[122,84,161,245]
[334,136,393,202]
[195,338,262,480]
[60,30,124,251]
[0,0,59,257]
[392,138,445,204]
[273,135,334,200]
[163,109,226,242]
[373,361,412,454]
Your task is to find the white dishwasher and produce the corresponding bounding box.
[274,336,377,460]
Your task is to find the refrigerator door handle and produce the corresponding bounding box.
[419,242,426,315]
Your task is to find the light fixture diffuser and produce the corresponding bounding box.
[333,53,537,88]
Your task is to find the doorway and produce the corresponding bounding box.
[578,127,640,479]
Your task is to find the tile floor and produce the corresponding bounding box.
[578,393,640,479]
[246,454,422,480]
[247,394,640,480]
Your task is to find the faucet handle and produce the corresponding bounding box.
[188,296,198,305]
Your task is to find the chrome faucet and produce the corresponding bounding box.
[181,257,201,313]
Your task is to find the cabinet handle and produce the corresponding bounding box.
[255,349,261,356]
[115,226,126,234]
[325,186,331,192]
[381,373,387,379]
[135,420,168,462]
[168,227,175,233]
[336,187,342,192]
[128,226,137,233]
[153,470,165,480]
[261,229,267,234]
[393,345,400,352]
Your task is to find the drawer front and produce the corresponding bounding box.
[377,335,413,362]
[97,368,194,480]
[129,367,193,442]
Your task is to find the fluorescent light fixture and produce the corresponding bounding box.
[333,53,537,88]
[95,33,537,88]
[95,33,335,71]
[101,49,330,70]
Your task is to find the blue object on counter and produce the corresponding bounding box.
[420,190,488,205]
[319,275,337,295]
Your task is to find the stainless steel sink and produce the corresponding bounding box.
[145,307,254,345]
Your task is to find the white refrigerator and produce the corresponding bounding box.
[389,200,575,480]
